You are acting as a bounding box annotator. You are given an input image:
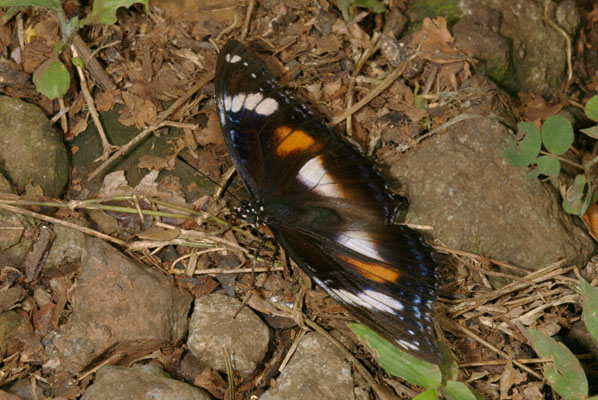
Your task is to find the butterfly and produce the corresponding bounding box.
[215,40,440,364]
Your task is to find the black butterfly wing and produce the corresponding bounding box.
[215,40,441,363]
[271,221,440,363]
[215,40,396,222]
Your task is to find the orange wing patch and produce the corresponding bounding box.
[338,254,400,284]
[274,126,323,156]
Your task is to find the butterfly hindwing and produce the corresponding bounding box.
[215,40,441,364]
[271,222,439,363]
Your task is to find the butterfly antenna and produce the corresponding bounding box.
[175,154,241,203]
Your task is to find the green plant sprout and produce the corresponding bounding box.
[349,323,479,399]
[527,277,598,400]
[504,95,598,217]
[0,0,148,99]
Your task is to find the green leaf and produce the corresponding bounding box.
[0,0,61,8]
[352,0,386,13]
[542,115,574,155]
[566,175,587,202]
[72,56,85,69]
[504,122,541,168]
[585,95,598,122]
[32,58,70,100]
[415,95,427,110]
[81,0,149,25]
[581,126,598,139]
[349,323,442,389]
[444,380,480,400]
[562,198,584,216]
[581,278,598,344]
[439,342,459,381]
[529,329,588,400]
[536,155,560,177]
[414,389,438,400]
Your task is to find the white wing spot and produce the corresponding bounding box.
[255,97,279,116]
[251,73,257,78]
[223,95,232,111]
[242,61,248,67]
[225,53,231,62]
[231,93,246,113]
[297,156,345,198]
[336,231,383,261]
[229,54,242,63]
[244,93,263,111]
[397,339,420,351]
[362,289,404,312]
[332,288,376,311]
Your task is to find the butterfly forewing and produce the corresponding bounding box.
[215,41,395,220]
[215,40,441,364]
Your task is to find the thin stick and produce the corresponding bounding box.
[241,0,255,40]
[191,266,284,275]
[72,45,117,162]
[0,203,126,247]
[459,357,550,367]
[543,0,572,83]
[445,318,543,380]
[345,32,382,136]
[222,347,235,400]
[88,71,215,181]
[434,245,530,275]
[330,57,410,127]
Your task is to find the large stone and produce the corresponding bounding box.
[391,117,595,270]
[260,332,354,400]
[43,238,193,374]
[82,364,210,400]
[0,96,69,197]
[0,173,32,267]
[187,293,270,377]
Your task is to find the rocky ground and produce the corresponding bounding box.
[0,0,598,399]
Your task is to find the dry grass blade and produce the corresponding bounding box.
[444,318,543,380]
[448,260,568,317]
[0,202,127,247]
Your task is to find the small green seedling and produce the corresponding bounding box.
[349,323,479,399]
[0,0,148,99]
[527,278,598,400]
[504,95,598,217]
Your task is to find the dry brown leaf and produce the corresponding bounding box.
[69,116,88,138]
[195,109,224,146]
[583,202,598,239]
[517,93,564,123]
[119,91,158,128]
[95,90,117,112]
[411,17,462,63]
[137,155,176,172]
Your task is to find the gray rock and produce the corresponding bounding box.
[187,293,270,377]
[391,117,595,270]
[407,0,577,96]
[0,96,69,197]
[0,173,32,267]
[43,238,193,374]
[44,218,87,267]
[82,364,210,400]
[555,0,580,36]
[4,378,46,400]
[260,332,354,400]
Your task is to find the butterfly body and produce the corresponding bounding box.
[215,40,440,364]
